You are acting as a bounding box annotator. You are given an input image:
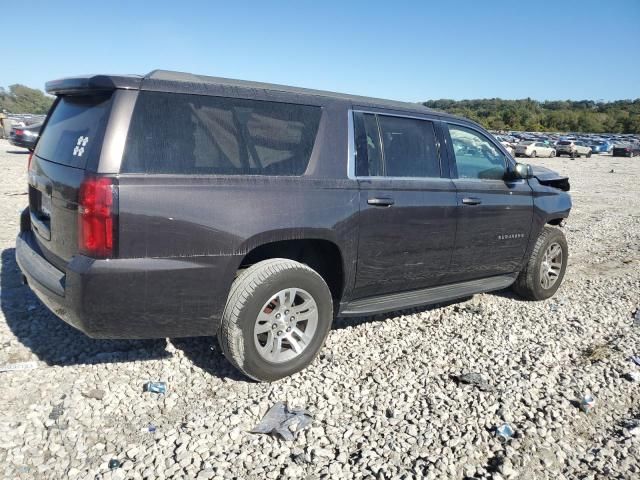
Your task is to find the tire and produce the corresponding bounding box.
[531,151,537,158]
[512,226,568,301]
[550,150,556,158]
[586,151,592,158]
[217,258,333,381]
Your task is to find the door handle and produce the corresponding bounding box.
[461,197,482,206]
[367,197,395,207]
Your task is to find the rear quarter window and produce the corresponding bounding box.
[121,92,322,176]
[35,93,113,169]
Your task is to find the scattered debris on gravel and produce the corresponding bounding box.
[0,141,639,478]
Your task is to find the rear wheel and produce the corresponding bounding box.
[217,259,333,381]
[550,150,556,158]
[586,151,592,158]
[531,151,537,158]
[513,226,568,301]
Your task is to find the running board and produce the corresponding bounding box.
[338,274,517,317]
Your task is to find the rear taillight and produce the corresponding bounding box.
[15,129,24,136]
[27,152,34,171]
[78,177,117,258]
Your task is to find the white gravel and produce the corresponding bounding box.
[0,138,639,479]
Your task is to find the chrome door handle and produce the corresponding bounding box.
[461,197,482,206]
[367,197,395,207]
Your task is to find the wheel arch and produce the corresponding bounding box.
[235,232,346,302]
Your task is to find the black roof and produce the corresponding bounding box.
[46,69,460,119]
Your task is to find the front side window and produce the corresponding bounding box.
[448,124,507,180]
[122,92,322,175]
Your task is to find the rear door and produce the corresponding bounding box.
[28,93,114,269]
[351,110,457,299]
[443,122,533,282]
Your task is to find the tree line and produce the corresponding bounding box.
[0,84,54,115]
[422,98,640,134]
[2,83,639,134]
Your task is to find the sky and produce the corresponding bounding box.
[2,0,639,102]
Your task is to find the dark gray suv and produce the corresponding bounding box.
[16,70,572,381]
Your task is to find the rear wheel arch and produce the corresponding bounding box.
[237,238,345,302]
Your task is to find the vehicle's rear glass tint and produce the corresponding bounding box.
[35,93,113,168]
[122,92,322,176]
[558,141,572,145]
[378,115,441,178]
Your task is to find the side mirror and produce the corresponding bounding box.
[507,163,533,180]
[515,163,533,179]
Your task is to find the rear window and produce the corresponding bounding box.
[35,93,113,168]
[122,92,322,176]
[558,141,572,145]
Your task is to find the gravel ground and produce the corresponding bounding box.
[0,138,639,480]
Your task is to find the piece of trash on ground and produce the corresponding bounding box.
[630,356,640,367]
[624,371,640,382]
[108,459,120,470]
[495,423,514,442]
[580,394,595,413]
[141,423,157,433]
[633,308,640,327]
[49,403,64,421]
[454,372,495,392]
[81,388,105,400]
[250,401,313,441]
[0,361,38,373]
[143,381,166,394]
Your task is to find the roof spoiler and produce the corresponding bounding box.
[45,74,143,95]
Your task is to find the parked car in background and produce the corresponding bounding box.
[589,140,613,154]
[9,123,42,151]
[556,140,592,158]
[515,141,556,158]
[612,144,640,157]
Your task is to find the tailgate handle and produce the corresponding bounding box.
[461,197,482,206]
[367,197,394,207]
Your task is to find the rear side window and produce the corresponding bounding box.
[35,93,113,168]
[354,112,383,176]
[353,112,440,178]
[122,92,322,176]
[378,115,440,178]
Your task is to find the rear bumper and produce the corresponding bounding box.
[16,214,239,339]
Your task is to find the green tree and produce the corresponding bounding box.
[0,84,54,114]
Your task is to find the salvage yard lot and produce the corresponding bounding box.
[0,138,639,479]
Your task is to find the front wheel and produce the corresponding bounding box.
[550,150,556,158]
[217,258,333,381]
[531,151,537,158]
[512,226,568,301]
[586,151,592,158]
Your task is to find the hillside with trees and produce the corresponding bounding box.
[0,84,54,114]
[1,83,639,133]
[422,98,640,134]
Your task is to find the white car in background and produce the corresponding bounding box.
[514,141,556,158]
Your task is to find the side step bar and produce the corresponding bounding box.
[338,274,517,317]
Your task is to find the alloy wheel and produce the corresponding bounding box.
[540,242,563,289]
[253,287,319,363]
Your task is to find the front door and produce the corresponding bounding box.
[351,111,457,299]
[443,123,534,283]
